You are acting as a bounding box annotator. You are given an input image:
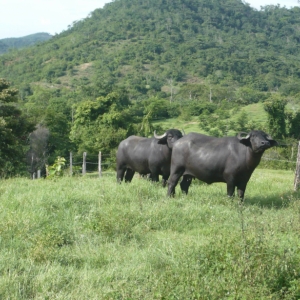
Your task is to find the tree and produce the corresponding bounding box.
[0,79,35,176]
[286,111,300,140]
[263,94,287,139]
[70,91,136,158]
[139,110,154,137]
[43,107,73,164]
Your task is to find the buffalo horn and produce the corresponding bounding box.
[237,132,250,140]
[154,131,167,140]
[181,128,186,136]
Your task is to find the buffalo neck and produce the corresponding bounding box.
[245,146,264,171]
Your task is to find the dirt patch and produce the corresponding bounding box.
[76,62,93,71]
[185,76,205,84]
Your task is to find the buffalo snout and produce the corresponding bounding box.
[261,140,270,147]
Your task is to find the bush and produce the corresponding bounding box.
[46,156,66,178]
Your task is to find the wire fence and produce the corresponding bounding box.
[259,141,298,170]
[65,152,115,177]
[32,141,300,187]
[70,143,299,174]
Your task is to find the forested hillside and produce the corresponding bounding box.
[0,33,52,54]
[1,1,300,95]
[0,0,300,176]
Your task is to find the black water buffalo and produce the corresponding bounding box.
[116,129,183,186]
[167,130,278,199]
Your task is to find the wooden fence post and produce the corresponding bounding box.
[294,141,300,191]
[82,152,87,175]
[70,152,73,176]
[98,151,102,177]
[37,170,41,179]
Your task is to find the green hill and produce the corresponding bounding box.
[0,0,300,100]
[0,33,52,54]
[233,103,267,126]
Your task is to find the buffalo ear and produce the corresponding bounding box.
[267,136,279,147]
[237,132,251,146]
[239,138,251,147]
[154,131,167,144]
[270,140,279,147]
[157,137,167,144]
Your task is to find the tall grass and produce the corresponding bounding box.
[0,169,299,299]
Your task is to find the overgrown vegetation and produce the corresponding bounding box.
[0,170,299,299]
[46,156,66,178]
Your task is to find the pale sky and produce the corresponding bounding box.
[0,0,298,39]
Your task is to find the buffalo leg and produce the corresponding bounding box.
[162,174,169,187]
[152,175,159,182]
[237,183,247,200]
[139,173,151,180]
[168,168,184,197]
[116,166,126,183]
[180,175,193,195]
[124,168,135,183]
[226,181,236,197]
[149,169,159,183]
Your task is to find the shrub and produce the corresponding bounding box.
[46,156,66,178]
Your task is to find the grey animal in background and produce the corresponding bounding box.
[116,129,184,186]
[167,130,278,199]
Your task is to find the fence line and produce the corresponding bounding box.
[32,143,300,186]
[261,158,296,163]
[294,141,300,191]
[67,151,300,171]
[69,152,73,176]
[82,152,87,175]
[98,151,102,177]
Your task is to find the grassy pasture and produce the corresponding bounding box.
[153,116,202,134]
[0,169,300,299]
[153,103,269,135]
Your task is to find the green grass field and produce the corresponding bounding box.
[233,102,267,127]
[153,116,203,134]
[0,169,300,299]
[153,102,269,135]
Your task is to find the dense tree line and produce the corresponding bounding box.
[0,79,34,176]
